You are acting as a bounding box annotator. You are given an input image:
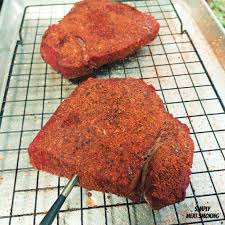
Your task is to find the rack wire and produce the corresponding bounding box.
[0,0,225,224]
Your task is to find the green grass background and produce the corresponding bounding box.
[209,0,225,27]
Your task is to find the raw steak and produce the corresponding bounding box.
[40,0,160,79]
[28,78,194,209]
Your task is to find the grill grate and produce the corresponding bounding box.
[0,0,225,225]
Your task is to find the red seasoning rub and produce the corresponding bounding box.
[28,78,194,209]
[40,0,160,79]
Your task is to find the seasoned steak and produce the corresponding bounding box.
[28,78,194,209]
[40,0,160,79]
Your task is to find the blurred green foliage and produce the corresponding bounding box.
[210,0,225,27]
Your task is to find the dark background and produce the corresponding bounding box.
[0,0,3,11]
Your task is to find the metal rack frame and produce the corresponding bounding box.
[0,0,225,224]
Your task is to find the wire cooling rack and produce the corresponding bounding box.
[0,0,225,224]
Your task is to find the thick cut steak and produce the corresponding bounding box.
[28,78,194,209]
[40,0,160,79]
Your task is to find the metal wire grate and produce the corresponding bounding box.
[0,0,225,224]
